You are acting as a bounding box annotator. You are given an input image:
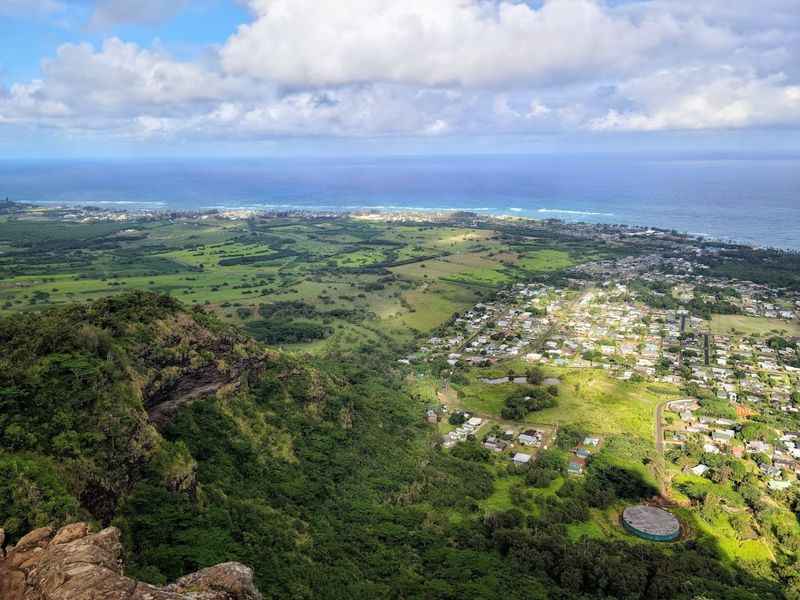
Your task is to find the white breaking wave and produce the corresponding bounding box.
[38,200,167,206]
[537,208,614,217]
[200,203,495,213]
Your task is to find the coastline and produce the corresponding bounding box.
[4,154,798,250]
[12,199,797,253]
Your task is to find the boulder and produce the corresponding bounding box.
[0,522,262,600]
[50,522,89,546]
[166,562,262,599]
[14,526,53,552]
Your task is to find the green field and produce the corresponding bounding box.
[453,366,679,441]
[536,369,679,439]
[1,215,612,353]
[709,313,800,336]
[516,249,575,273]
[0,218,468,337]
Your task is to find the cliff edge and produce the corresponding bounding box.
[0,523,262,600]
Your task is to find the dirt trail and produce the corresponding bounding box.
[654,399,676,501]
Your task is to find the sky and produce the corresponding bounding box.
[1,0,799,158]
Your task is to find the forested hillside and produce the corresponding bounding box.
[0,293,785,598]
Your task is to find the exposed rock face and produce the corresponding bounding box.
[0,523,262,600]
[140,313,272,430]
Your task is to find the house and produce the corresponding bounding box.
[483,437,508,452]
[518,434,538,446]
[774,456,796,471]
[568,456,587,475]
[669,399,699,413]
[583,437,601,447]
[467,417,483,428]
[575,447,592,459]
[747,440,771,454]
[712,429,735,443]
[690,464,710,476]
[760,464,782,479]
[512,453,532,466]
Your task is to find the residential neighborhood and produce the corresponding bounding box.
[414,251,800,512]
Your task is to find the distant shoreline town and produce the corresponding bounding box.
[2,198,793,254]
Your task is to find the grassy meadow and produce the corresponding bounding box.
[0,215,606,352]
[710,313,800,336]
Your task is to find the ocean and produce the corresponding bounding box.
[1,154,798,249]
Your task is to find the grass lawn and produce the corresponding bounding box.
[389,282,479,332]
[443,268,512,288]
[673,506,774,564]
[479,468,565,515]
[450,365,680,442]
[454,380,523,416]
[516,249,575,273]
[442,253,503,270]
[533,368,680,440]
[391,259,466,281]
[567,506,631,543]
[566,518,606,542]
[406,373,441,406]
[709,314,800,337]
[480,473,524,513]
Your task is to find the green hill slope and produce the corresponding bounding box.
[0,292,786,599]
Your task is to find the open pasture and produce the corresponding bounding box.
[0,215,598,353]
[709,314,800,336]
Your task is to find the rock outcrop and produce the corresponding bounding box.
[0,523,262,600]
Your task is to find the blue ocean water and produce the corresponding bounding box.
[0,154,798,249]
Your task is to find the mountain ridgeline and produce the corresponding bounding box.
[0,292,786,598]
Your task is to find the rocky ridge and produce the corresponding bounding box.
[0,523,262,600]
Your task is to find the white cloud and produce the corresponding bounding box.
[0,35,579,139]
[14,38,242,114]
[588,67,800,131]
[2,0,800,142]
[221,0,736,88]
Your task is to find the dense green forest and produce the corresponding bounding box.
[0,293,788,598]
